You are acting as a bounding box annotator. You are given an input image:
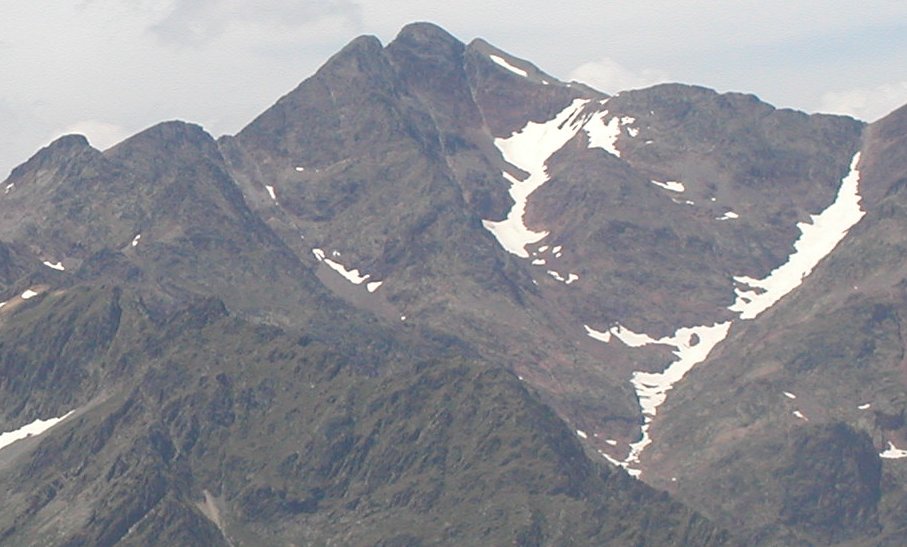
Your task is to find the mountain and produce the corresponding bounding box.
[0,20,905,545]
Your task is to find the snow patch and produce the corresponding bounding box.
[264,185,277,202]
[605,439,618,446]
[793,410,808,421]
[599,449,623,467]
[43,261,64,271]
[576,429,588,439]
[4,183,13,194]
[880,442,907,459]
[131,234,141,247]
[783,391,797,400]
[0,411,73,452]
[489,54,528,77]
[651,180,685,193]
[546,270,579,285]
[729,153,865,319]
[621,322,733,474]
[313,248,383,291]
[366,281,383,293]
[584,111,622,157]
[21,289,39,300]
[482,99,590,257]
[858,403,871,410]
[295,166,305,172]
[323,258,369,285]
[532,258,546,265]
[717,211,739,220]
[626,127,640,137]
[584,324,612,343]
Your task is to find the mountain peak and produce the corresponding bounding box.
[391,21,463,50]
[4,133,97,185]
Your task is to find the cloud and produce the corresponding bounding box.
[567,57,671,95]
[50,120,133,151]
[818,82,907,122]
[149,0,361,46]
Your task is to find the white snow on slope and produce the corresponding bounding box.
[576,429,588,439]
[324,258,369,284]
[313,248,382,290]
[21,289,38,300]
[651,180,685,193]
[608,323,660,348]
[482,99,590,257]
[43,261,64,271]
[584,324,612,343]
[0,302,6,309]
[585,113,638,158]
[4,183,13,194]
[729,152,865,319]
[717,211,739,220]
[881,442,907,459]
[584,111,622,157]
[586,320,732,475]
[131,234,141,247]
[858,403,871,410]
[783,391,797,400]
[624,322,732,470]
[489,54,528,77]
[264,185,277,202]
[0,411,73,452]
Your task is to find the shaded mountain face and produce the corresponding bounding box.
[0,19,905,546]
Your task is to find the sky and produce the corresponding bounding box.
[2,1,907,180]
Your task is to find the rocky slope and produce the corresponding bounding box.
[0,20,905,546]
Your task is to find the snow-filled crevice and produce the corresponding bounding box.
[0,411,73,452]
[729,152,865,319]
[483,99,639,257]
[582,151,867,478]
[489,54,528,77]
[585,321,731,477]
[482,99,591,257]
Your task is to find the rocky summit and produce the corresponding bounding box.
[0,21,905,546]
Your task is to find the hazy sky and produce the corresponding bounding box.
[2,1,907,180]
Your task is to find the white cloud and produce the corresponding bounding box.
[50,120,133,151]
[148,0,361,46]
[568,58,671,95]
[819,82,907,122]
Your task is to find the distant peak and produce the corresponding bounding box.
[392,21,462,48]
[47,133,92,151]
[104,120,220,164]
[337,34,384,57]
[5,133,97,183]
